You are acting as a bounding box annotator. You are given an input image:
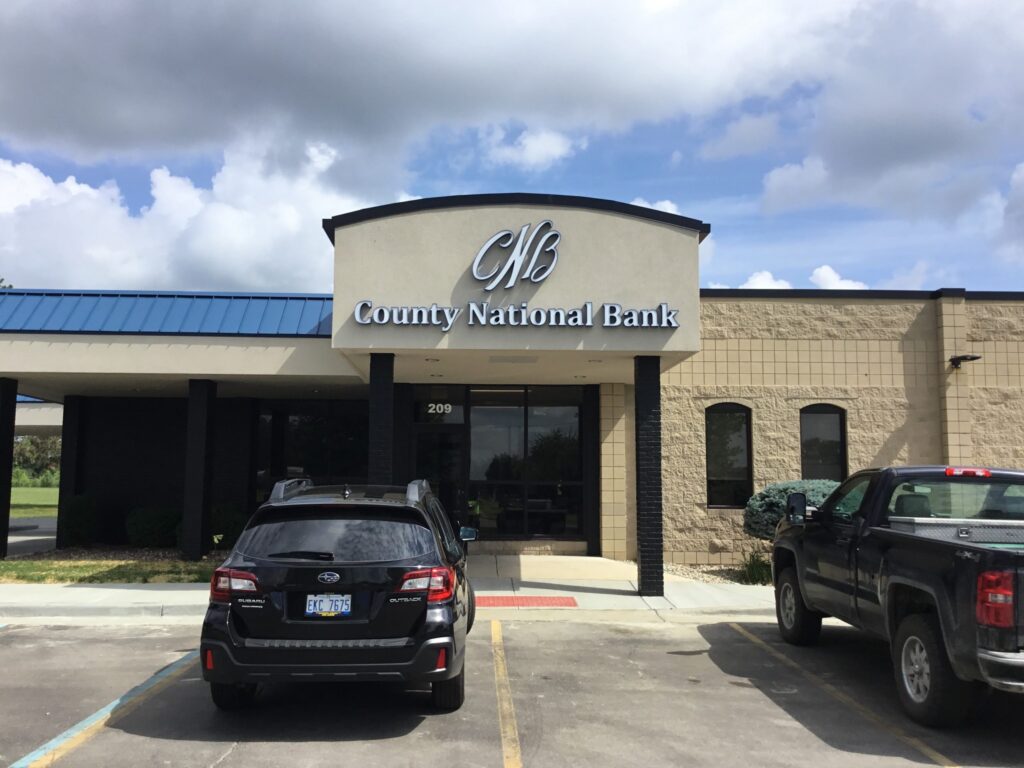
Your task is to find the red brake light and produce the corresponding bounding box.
[977,570,1015,628]
[946,466,992,478]
[398,567,456,603]
[210,568,259,603]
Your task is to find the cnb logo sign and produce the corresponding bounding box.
[472,220,560,291]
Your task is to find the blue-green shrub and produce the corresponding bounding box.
[743,479,840,541]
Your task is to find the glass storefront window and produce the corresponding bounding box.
[414,384,465,424]
[527,387,581,483]
[470,389,524,482]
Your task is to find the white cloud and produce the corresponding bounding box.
[762,156,829,213]
[996,163,1024,262]
[740,270,792,289]
[877,260,930,290]
[669,149,683,167]
[809,264,867,290]
[630,197,681,215]
[700,113,780,161]
[707,281,729,289]
[0,140,373,291]
[483,127,584,171]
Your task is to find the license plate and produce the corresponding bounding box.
[304,593,352,617]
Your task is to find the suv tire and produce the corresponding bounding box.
[210,682,257,711]
[893,613,979,728]
[432,666,465,710]
[776,567,822,645]
[467,585,476,634]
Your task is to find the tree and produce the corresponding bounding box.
[13,436,62,476]
[0,277,11,289]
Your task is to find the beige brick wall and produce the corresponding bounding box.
[592,295,1024,565]
[659,298,944,565]
[967,302,1024,468]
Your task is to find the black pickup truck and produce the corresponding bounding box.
[773,465,1024,727]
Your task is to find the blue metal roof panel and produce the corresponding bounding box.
[0,290,334,337]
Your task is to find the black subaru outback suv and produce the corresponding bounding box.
[200,479,477,711]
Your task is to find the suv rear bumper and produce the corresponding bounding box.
[201,635,461,685]
[977,649,1024,693]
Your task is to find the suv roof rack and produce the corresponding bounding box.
[269,477,314,502]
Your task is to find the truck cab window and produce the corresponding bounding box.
[825,476,872,523]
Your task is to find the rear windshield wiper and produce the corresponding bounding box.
[266,550,335,561]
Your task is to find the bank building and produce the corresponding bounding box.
[2,194,1022,595]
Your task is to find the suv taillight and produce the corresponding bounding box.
[398,567,455,603]
[977,570,1015,628]
[210,568,259,603]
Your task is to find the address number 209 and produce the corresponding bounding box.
[427,403,453,414]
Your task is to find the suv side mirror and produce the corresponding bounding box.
[459,526,479,542]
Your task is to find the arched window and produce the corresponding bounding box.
[800,404,847,481]
[705,403,753,506]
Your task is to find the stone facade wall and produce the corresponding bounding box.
[658,298,943,565]
[968,302,1024,468]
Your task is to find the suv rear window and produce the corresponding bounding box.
[236,507,437,563]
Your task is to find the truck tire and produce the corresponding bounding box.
[893,613,980,728]
[775,567,822,645]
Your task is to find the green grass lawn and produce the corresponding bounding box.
[0,546,222,584]
[10,486,58,518]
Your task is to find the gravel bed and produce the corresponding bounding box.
[664,562,748,584]
[9,547,229,562]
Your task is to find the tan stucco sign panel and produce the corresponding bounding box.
[331,205,700,357]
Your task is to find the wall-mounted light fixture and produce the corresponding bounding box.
[949,354,982,369]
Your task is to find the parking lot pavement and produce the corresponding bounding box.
[6,516,56,557]
[4,618,1024,767]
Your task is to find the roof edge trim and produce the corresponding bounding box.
[322,193,711,244]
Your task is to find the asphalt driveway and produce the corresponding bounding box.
[1,618,1022,767]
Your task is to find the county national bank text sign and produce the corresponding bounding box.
[324,194,707,381]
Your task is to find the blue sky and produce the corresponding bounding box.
[0,1,1021,293]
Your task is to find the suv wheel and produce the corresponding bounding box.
[775,567,822,645]
[467,586,476,634]
[210,682,257,711]
[893,613,979,727]
[432,666,465,710]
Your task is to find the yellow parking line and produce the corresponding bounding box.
[729,623,958,768]
[491,620,523,768]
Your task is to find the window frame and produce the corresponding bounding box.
[705,402,754,508]
[799,403,848,482]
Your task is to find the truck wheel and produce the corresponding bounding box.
[432,666,465,710]
[775,567,822,645]
[893,613,979,728]
[210,682,257,711]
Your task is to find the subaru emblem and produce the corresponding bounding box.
[318,572,340,584]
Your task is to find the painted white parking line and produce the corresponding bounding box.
[10,650,198,768]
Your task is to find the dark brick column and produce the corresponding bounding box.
[182,379,216,561]
[56,395,86,549]
[368,353,395,485]
[0,378,16,559]
[634,356,664,596]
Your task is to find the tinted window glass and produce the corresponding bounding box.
[237,509,436,563]
[825,476,872,522]
[706,404,752,506]
[800,406,846,482]
[887,478,1024,521]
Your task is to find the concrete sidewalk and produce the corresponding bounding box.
[0,555,775,621]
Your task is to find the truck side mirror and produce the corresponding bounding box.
[787,493,819,524]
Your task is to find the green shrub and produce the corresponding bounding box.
[736,552,772,585]
[211,503,251,549]
[125,506,181,548]
[62,495,100,546]
[10,467,60,487]
[743,479,840,541]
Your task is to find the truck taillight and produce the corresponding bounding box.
[977,570,1015,628]
[398,567,456,603]
[210,568,259,603]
